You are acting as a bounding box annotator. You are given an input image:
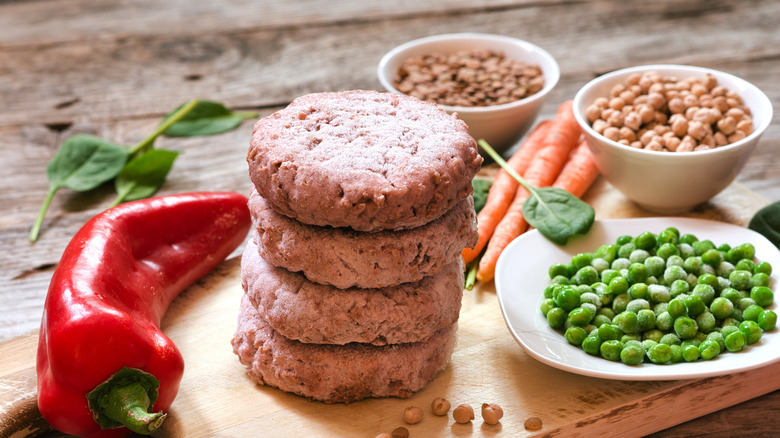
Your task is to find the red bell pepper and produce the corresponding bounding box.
[36,191,251,438]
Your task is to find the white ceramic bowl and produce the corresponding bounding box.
[377,32,560,154]
[573,64,772,214]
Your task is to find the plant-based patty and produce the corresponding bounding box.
[249,189,477,289]
[246,90,482,231]
[241,237,464,345]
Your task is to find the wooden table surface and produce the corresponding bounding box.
[1,1,778,437]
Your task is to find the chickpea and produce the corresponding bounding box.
[603,127,620,142]
[585,104,602,122]
[431,397,451,416]
[452,404,474,424]
[619,126,636,142]
[737,119,753,135]
[481,403,504,425]
[717,116,737,135]
[391,427,409,438]
[403,406,423,425]
[623,112,642,131]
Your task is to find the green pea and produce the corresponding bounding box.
[601,269,619,285]
[633,232,656,250]
[582,334,602,356]
[679,233,698,245]
[719,287,740,306]
[647,343,672,364]
[682,256,702,275]
[673,316,698,339]
[547,307,566,329]
[565,326,588,346]
[750,286,774,308]
[659,333,681,345]
[642,339,659,352]
[742,304,763,322]
[657,229,678,246]
[706,331,725,351]
[621,334,641,344]
[620,344,645,365]
[710,297,734,320]
[656,311,673,331]
[617,242,637,259]
[669,344,684,363]
[568,306,595,327]
[682,344,700,362]
[724,330,747,352]
[540,299,556,316]
[592,314,611,328]
[663,265,688,285]
[571,252,594,270]
[549,263,569,279]
[615,311,639,334]
[696,311,716,333]
[550,275,570,285]
[600,340,624,361]
[637,309,656,332]
[612,293,630,313]
[628,283,649,300]
[598,323,622,341]
[667,299,687,319]
[644,256,666,278]
[554,286,580,311]
[684,295,706,317]
[758,310,777,331]
[669,279,690,297]
[751,272,771,288]
[608,276,629,295]
[656,242,680,261]
[653,302,668,315]
[739,320,763,344]
[627,263,649,284]
[754,261,773,276]
[692,239,716,256]
[597,307,616,320]
[701,249,724,267]
[573,266,600,286]
[616,235,633,246]
[729,269,752,290]
[727,243,755,264]
[735,259,756,273]
[692,284,715,306]
[698,339,721,360]
[593,244,618,264]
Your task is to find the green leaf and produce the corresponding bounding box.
[749,201,780,249]
[160,100,257,137]
[112,149,180,206]
[523,187,596,245]
[477,139,595,246]
[472,178,492,214]
[30,134,129,241]
[47,134,129,191]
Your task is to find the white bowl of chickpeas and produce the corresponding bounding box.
[573,64,772,214]
[377,32,560,154]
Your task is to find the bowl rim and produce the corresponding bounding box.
[572,64,773,159]
[377,32,560,114]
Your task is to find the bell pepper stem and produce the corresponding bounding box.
[86,367,166,435]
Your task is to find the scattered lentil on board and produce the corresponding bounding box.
[586,71,754,152]
[393,50,544,107]
[525,416,543,430]
[403,406,423,424]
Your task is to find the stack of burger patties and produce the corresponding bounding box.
[232,90,482,403]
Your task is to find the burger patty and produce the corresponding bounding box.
[231,294,458,404]
[249,188,477,289]
[246,90,482,232]
[241,237,464,345]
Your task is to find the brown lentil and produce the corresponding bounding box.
[585,70,754,152]
[403,406,423,425]
[524,416,543,431]
[391,426,409,438]
[431,397,451,416]
[393,50,544,107]
[452,403,475,424]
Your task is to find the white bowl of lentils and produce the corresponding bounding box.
[573,64,772,214]
[377,33,560,154]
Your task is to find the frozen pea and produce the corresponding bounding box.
[634,232,657,250]
[683,256,702,274]
[656,243,680,261]
[727,243,756,264]
[601,269,620,284]
[656,311,673,331]
[698,263,716,276]
[663,265,688,285]
[751,272,771,288]
[644,256,666,278]
[597,307,616,320]
[592,314,612,327]
[660,333,681,345]
[611,257,631,271]
[571,252,594,270]
[620,344,645,365]
[667,299,687,319]
[618,242,637,259]
[735,259,756,273]
[673,316,698,339]
[692,284,715,306]
[573,266,599,286]
[621,334,642,344]
[669,279,690,297]
[653,302,669,316]
[568,306,595,327]
[600,340,623,361]
[701,248,724,267]
[626,298,651,314]
[615,311,639,334]
[593,244,618,264]
[717,261,735,278]
[679,233,698,245]
[627,263,649,284]
[710,297,734,320]
[597,323,623,341]
[666,255,684,268]
[729,270,752,291]
[612,293,630,313]
[580,292,601,308]
[684,295,706,317]
[669,344,684,363]
[591,257,610,273]
[555,286,580,311]
[629,249,651,264]
[609,276,629,295]
[742,304,763,322]
[643,329,664,343]
[706,331,725,351]
[678,243,695,259]
[720,287,740,305]
[738,297,757,311]
[637,309,656,332]
[649,284,671,303]
[647,343,672,364]
[696,311,717,333]
[549,263,569,279]
[692,239,716,256]
[540,299,556,316]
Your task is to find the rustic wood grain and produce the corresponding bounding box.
[1,0,779,436]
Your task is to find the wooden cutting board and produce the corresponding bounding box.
[1,178,778,438]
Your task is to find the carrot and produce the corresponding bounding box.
[552,139,600,198]
[462,120,552,263]
[476,100,582,282]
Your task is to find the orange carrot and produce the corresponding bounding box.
[552,140,600,198]
[476,100,582,282]
[462,120,552,263]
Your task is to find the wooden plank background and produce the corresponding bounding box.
[1,0,779,436]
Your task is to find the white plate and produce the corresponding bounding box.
[494,217,780,380]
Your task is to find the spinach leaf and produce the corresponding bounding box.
[523,187,596,245]
[749,201,780,249]
[112,149,180,207]
[160,100,257,137]
[472,178,492,214]
[29,135,129,242]
[477,139,595,246]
